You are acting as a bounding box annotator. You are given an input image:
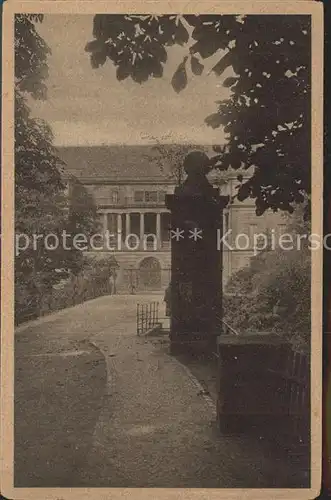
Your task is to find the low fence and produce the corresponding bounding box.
[136,301,160,335]
[266,346,310,445]
[135,305,239,341]
[221,320,240,336]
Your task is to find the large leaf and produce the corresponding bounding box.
[171,58,188,93]
[205,112,222,129]
[174,20,189,45]
[237,182,252,201]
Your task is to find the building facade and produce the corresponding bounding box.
[85,178,174,291]
[59,145,287,292]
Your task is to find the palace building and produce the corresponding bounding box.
[59,145,287,292]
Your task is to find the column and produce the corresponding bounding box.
[156,212,161,250]
[117,213,122,248]
[139,212,145,249]
[107,213,116,251]
[103,213,108,250]
[125,212,131,238]
[102,213,108,233]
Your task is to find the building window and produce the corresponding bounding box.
[111,190,119,204]
[145,191,158,202]
[134,191,144,202]
[134,190,159,203]
[158,191,166,203]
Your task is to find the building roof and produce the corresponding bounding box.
[57,144,249,185]
[57,145,212,182]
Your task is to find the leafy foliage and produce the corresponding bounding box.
[82,255,119,279]
[15,14,49,99]
[15,15,68,307]
[224,210,311,351]
[16,255,119,324]
[14,14,99,322]
[86,14,311,215]
[69,179,97,234]
[46,256,118,313]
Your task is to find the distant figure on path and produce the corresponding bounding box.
[108,274,114,295]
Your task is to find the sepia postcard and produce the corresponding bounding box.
[1,1,324,499]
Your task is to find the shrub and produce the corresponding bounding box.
[15,255,119,324]
[223,246,311,352]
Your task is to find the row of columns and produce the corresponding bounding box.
[101,212,166,250]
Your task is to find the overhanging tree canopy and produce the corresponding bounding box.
[85,14,311,215]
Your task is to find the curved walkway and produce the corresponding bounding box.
[15,294,305,488]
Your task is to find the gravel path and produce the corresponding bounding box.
[15,294,305,488]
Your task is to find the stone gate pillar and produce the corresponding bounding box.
[165,152,229,354]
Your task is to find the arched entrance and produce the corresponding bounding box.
[138,257,161,291]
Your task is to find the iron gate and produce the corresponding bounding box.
[136,301,160,335]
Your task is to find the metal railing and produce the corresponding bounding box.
[136,304,239,339]
[136,301,160,335]
[267,347,310,444]
[222,319,240,336]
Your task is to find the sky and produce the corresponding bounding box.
[30,15,232,146]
